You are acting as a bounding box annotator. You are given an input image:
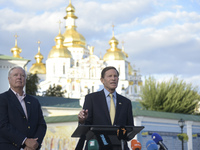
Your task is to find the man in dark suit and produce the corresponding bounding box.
[78,66,134,150]
[0,66,47,150]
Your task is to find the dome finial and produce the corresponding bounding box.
[14,34,19,46]
[112,24,115,37]
[37,40,41,53]
[57,20,62,34]
[121,40,125,52]
[11,33,22,58]
[69,0,71,4]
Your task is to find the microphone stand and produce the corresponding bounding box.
[121,139,125,150]
[117,126,127,150]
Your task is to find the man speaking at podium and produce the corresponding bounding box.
[78,66,134,150]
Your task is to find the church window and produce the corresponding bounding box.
[134,85,137,94]
[76,61,79,67]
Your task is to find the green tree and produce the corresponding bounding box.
[26,73,40,95]
[45,84,65,97]
[139,76,200,114]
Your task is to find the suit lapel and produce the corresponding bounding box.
[115,93,123,123]
[8,89,26,117]
[24,96,31,119]
[99,90,111,124]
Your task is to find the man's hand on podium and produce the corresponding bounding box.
[78,109,88,124]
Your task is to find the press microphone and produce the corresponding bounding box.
[88,139,99,150]
[146,140,158,150]
[95,134,112,149]
[152,133,168,150]
[131,139,141,150]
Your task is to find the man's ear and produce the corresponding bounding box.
[100,78,103,83]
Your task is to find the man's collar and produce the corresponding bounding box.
[103,88,116,97]
[10,88,26,97]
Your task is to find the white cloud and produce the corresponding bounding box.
[0,0,200,89]
[141,10,200,26]
[5,0,66,11]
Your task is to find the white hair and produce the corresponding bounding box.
[8,66,26,78]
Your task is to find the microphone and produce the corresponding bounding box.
[152,133,168,150]
[131,139,141,150]
[146,140,158,150]
[88,139,99,150]
[95,134,112,149]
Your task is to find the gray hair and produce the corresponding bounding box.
[8,66,26,78]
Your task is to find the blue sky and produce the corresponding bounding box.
[0,0,200,89]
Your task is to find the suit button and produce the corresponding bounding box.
[28,126,30,129]
[24,117,26,119]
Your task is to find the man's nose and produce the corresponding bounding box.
[17,75,22,78]
[111,76,116,80]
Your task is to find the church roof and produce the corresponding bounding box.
[44,114,78,123]
[0,54,29,61]
[132,101,200,122]
[34,95,81,108]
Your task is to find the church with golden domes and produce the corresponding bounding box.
[11,0,142,101]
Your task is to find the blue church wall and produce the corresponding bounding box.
[192,133,200,150]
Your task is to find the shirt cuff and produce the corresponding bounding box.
[22,137,27,145]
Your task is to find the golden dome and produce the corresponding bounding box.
[103,36,126,61]
[11,34,22,58]
[64,0,77,20]
[63,28,86,48]
[65,1,76,15]
[63,1,86,48]
[29,63,46,74]
[48,30,72,59]
[29,41,46,74]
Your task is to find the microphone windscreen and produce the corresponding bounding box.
[131,139,141,150]
[146,140,158,150]
[88,139,99,150]
[152,133,163,144]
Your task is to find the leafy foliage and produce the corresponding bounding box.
[26,73,39,95]
[139,76,200,114]
[177,133,188,142]
[44,84,65,97]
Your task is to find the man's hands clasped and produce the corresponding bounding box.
[24,138,39,150]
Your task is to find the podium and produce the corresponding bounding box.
[71,125,144,150]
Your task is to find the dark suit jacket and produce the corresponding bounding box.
[83,90,134,126]
[0,89,47,150]
[82,90,133,150]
